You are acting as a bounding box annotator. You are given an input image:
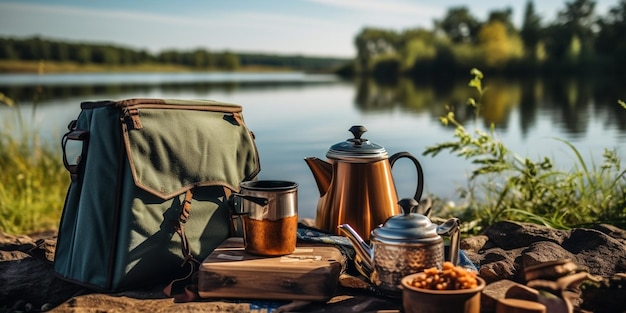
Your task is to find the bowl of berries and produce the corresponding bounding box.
[401,262,485,313]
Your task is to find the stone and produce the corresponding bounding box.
[475,221,626,281]
[482,221,569,249]
[521,242,575,272]
[460,234,489,253]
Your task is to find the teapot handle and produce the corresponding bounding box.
[389,152,424,202]
[437,218,461,266]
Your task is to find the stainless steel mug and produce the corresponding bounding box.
[231,180,298,256]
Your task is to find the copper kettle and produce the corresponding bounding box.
[304,125,424,239]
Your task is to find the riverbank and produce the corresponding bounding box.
[0,60,300,74]
[2,221,626,312]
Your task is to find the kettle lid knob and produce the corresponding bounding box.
[348,125,367,145]
[398,198,419,215]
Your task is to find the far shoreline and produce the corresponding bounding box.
[0,60,308,74]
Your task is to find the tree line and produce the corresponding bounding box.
[349,0,626,80]
[0,37,349,72]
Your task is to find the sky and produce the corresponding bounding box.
[0,0,619,58]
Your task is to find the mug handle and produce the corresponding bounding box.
[228,194,268,215]
[389,152,424,202]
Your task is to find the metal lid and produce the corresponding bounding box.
[371,198,440,244]
[326,125,388,162]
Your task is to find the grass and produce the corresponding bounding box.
[0,101,69,234]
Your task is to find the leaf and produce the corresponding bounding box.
[439,116,449,126]
[469,78,482,92]
[0,93,15,107]
[470,68,483,79]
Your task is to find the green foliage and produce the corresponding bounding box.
[435,7,481,44]
[354,28,400,72]
[352,1,626,79]
[0,108,68,235]
[424,69,626,233]
[521,0,543,60]
[0,36,350,72]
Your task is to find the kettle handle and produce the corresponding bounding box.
[389,152,424,202]
[437,218,461,266]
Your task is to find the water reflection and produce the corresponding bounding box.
[1,72,624,218]
[353,76,626,138]
[0,80,342,104]
[2,74,625,139]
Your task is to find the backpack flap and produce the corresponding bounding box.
[118,98,260,199]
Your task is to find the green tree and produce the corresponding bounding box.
[217,51,239,70]
[521,0,544,60]
[191,49,209,68]
[435,7,481,43]
[157,50,183,64]
[19,36,51,60]
[595,0,626,70]
[398,28,436,70]
[554,0,598,57]
[487,7,516,33]
[0,38,19,60]
[354,27,399,72]
[50,42,70,62]
[72,45,92,64]
[92,46,120,65]
[478,21,520,67]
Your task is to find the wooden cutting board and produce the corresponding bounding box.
[198,237,345,301]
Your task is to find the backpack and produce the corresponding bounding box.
[54,98,260,292]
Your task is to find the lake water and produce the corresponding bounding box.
[1,72,625,220]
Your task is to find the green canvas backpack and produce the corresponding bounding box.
[54,98,260,292]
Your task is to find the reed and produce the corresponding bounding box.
[0,98,68,234]
[424,69,626,234]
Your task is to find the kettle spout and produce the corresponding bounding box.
[304,157,333,196]
[337,224,375,279]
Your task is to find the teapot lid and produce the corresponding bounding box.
[371,198,440,244]
[326,125,388,162]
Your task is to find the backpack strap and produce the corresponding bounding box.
[176,189,195,264]
[164,186,242,301]
[163,189,201,300]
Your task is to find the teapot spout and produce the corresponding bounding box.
[304,157,333,196]
[337,224,375,278]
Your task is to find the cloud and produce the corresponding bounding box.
[304,0,444,19]
[0,2,210,26]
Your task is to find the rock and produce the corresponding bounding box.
[482,221,569,249]
[469,221,626,313]
[592,224,626,244]
[564,228,626,277]
[521,241,575,273]
[460,234,489,253]
[477,247,526,283]
[474,221,626,281]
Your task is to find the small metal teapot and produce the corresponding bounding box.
[338,198,461,295]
